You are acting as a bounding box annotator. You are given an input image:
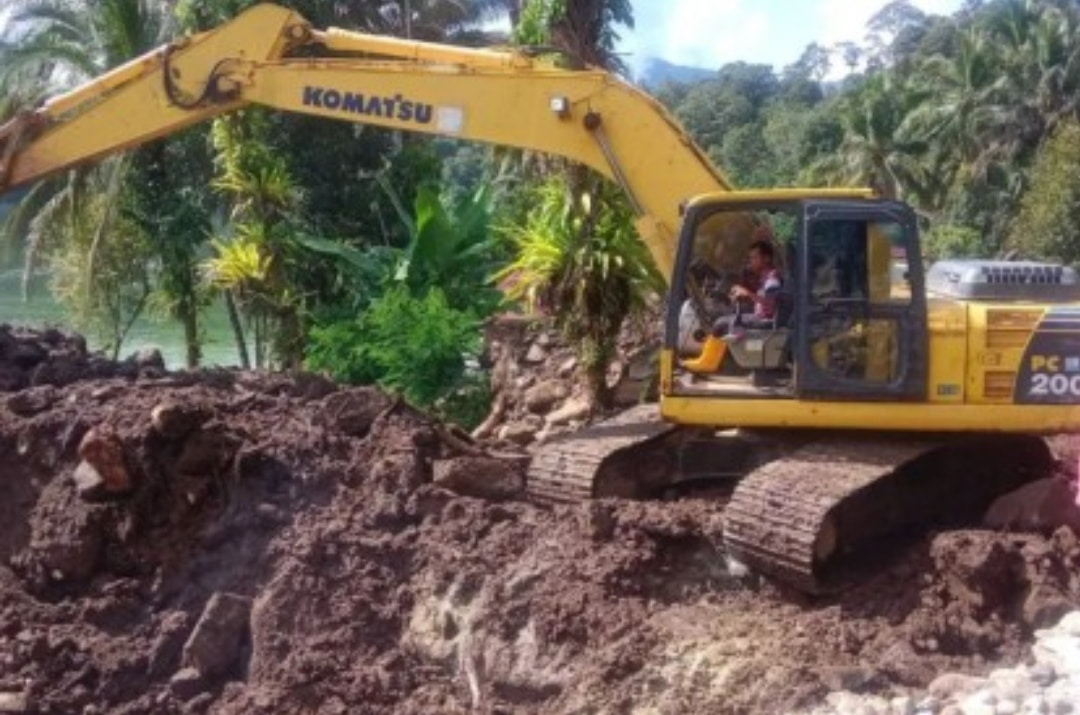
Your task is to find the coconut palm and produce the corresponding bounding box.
[806,72,931,202]
[0,0,174,339]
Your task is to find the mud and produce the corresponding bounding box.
[1,326,1079,714]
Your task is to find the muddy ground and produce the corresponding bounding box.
[2,323,1080,714]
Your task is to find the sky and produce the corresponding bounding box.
[618,0,964,79]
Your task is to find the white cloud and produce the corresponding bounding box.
[818,0,963,77]
[620,0,963,79]
[622,0,771,75]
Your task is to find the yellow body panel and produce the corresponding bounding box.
[660,393,1080,434]
[925,298,968,403]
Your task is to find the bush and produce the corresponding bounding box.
[305,285,482,409]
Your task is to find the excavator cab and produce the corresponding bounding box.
[667,193,927,402]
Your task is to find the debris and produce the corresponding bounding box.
[76,427,132,495]
[181,593,252,678]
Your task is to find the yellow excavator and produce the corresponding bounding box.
[3,4,1079,593]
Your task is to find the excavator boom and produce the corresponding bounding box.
[0,2,736,279]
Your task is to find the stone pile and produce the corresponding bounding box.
[473,313,660,447]
[797,611,1080,715]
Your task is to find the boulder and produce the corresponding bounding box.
[319,387,393,438]
[0,692,28,713]
[181,592,252,679]
[497,421,540,445]
[545,396,591,426]
[168,668,206,701]
[524,344,548,364]
[77,427,132,495]
[432,456,524,501]
[151,401,210,440]
[524,380,567,415]
[6,386,59,417]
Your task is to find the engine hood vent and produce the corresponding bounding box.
[926,259,1080,301]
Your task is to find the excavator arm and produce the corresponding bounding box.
[0,2,740,278]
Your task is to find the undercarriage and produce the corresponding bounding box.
[526,405,1054,594]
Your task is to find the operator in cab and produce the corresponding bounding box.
[683,230,782,373]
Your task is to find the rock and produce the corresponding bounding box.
[1033,631,1080,678]
[319,387,393,438]
[6,385,59,416]
[10,341,47,369]
[535,331,552,348]
[929,673,986,701]
[497,421,539,445]
[288,371,338,401]
[151,402,209,440]
[1028,663,1056,687]
[1055,612,1080,637]
[169,667,206,701]
[129,347,165,371]
[72,461,108,500]
[627,350,657,380]
[996,699,1019,715]
[432,456,524,501]
[149,612,191,677]
[181,592,251,678]
[890,696,914,715]
[77,427,132,495]
[30,353,86,387]
[989,669,1039,704]
[1019,695,1049,715]
[524,344,548,363]
[183,693,215,713]
[175,430,237,476]
[819,665,877,692]
[524,380,567,414]
[959,689,998,715]
[984,478,1080,532]
[1023,584,1075,631]
[606,360,626,388]
[545,396,591,426]
[584,502,617,541]
[0,692,28,713]
[1047,694,1075,714]
[915,696,941,713]
[878,641,932,686]
[557,357,578,378]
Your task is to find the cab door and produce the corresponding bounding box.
[795,200,928,401]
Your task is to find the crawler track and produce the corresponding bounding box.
[723,434,1053,593]
[526,404,678,503]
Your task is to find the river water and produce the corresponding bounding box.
[0,269,241,369]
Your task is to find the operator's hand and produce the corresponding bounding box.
[729,285,751,300]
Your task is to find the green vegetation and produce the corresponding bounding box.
[3,0,1080,421]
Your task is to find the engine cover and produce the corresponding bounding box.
[926,259,1080,301]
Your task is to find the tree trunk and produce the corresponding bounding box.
[224,291,250,369]
[179,296,201,368]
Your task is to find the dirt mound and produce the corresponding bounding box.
[2,360,1080,712]
[0,324,164,394]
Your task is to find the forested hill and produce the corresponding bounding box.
[635,57,714,89]
[646,0,1080,265]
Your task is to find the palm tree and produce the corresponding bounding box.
[0,0,174,343]
[806,72,931,202]
[906,28,1002,168]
